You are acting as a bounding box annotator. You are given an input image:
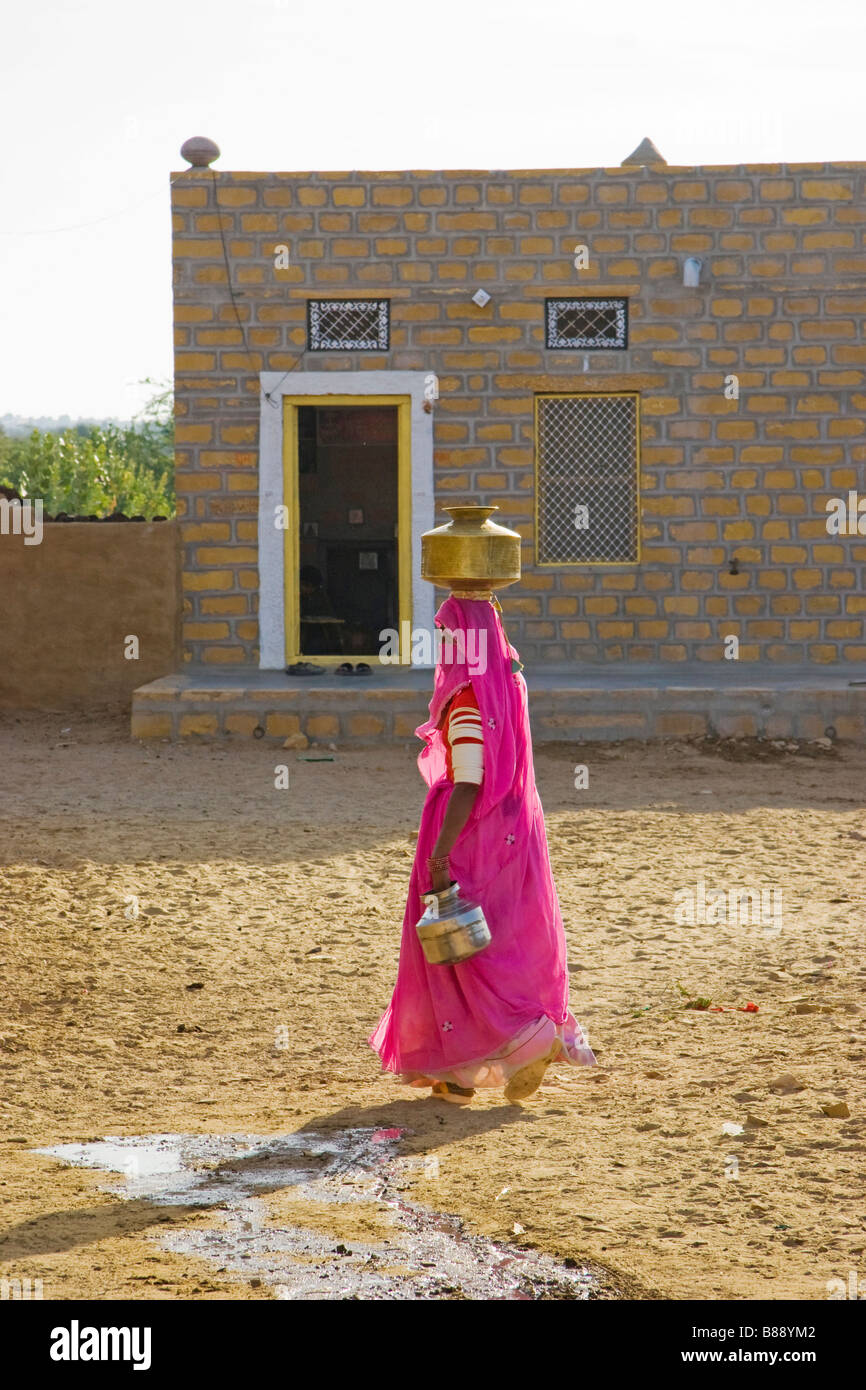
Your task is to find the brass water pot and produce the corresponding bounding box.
[421,505,521,594]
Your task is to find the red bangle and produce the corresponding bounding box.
[426,854,450,872]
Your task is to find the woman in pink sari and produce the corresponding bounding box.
[369,595,595,1104]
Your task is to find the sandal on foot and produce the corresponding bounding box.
[504,1039,562,1104]
[431,1081,475,1106]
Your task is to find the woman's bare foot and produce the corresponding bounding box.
[504,1039,562,1103]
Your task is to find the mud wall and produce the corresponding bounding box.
[0,521,180,710]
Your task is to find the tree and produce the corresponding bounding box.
[0,380,175,518]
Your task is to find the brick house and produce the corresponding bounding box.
[138,144,866,741]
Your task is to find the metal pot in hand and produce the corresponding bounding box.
[415,882,492,965]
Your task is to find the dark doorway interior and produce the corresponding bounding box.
[298,405,399,656]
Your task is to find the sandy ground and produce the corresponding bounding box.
[1,710,864,1301]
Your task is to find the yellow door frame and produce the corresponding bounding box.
[282,394,413,666]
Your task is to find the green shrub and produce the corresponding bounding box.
[0,382,175,519]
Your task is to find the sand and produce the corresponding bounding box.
[0,710,864,1301]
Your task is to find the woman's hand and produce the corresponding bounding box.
[430,866,452,895]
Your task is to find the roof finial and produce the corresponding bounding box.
[621,137,666,167]
[180,136,221,168]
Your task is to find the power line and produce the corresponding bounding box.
[0,171,192,238]
[208,169,308,407]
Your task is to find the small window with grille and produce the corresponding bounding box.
[545,297,628,350]
[307,299,390,351]
[535,393,639,564]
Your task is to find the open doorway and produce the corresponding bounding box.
[286,400,409,662]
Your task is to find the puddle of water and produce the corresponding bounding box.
[36,1132,347,1207]
[36,1129,596,1301]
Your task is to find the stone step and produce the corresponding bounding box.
[132,665,866,744]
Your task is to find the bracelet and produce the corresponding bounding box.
[426,854,450,872]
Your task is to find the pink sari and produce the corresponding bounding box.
[369,597,595,1089]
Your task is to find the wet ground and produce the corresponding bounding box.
[37,1129,601,1300]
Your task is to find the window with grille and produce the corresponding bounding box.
[535,394,639,564]
[307,299,390,351]
[545,297,628,350]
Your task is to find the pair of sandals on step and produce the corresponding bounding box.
[285,661,371,676]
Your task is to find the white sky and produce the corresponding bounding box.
[1,0,863,419]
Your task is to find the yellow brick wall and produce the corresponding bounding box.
[172,163,866,665]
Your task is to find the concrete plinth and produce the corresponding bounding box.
[132,663,866,745]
